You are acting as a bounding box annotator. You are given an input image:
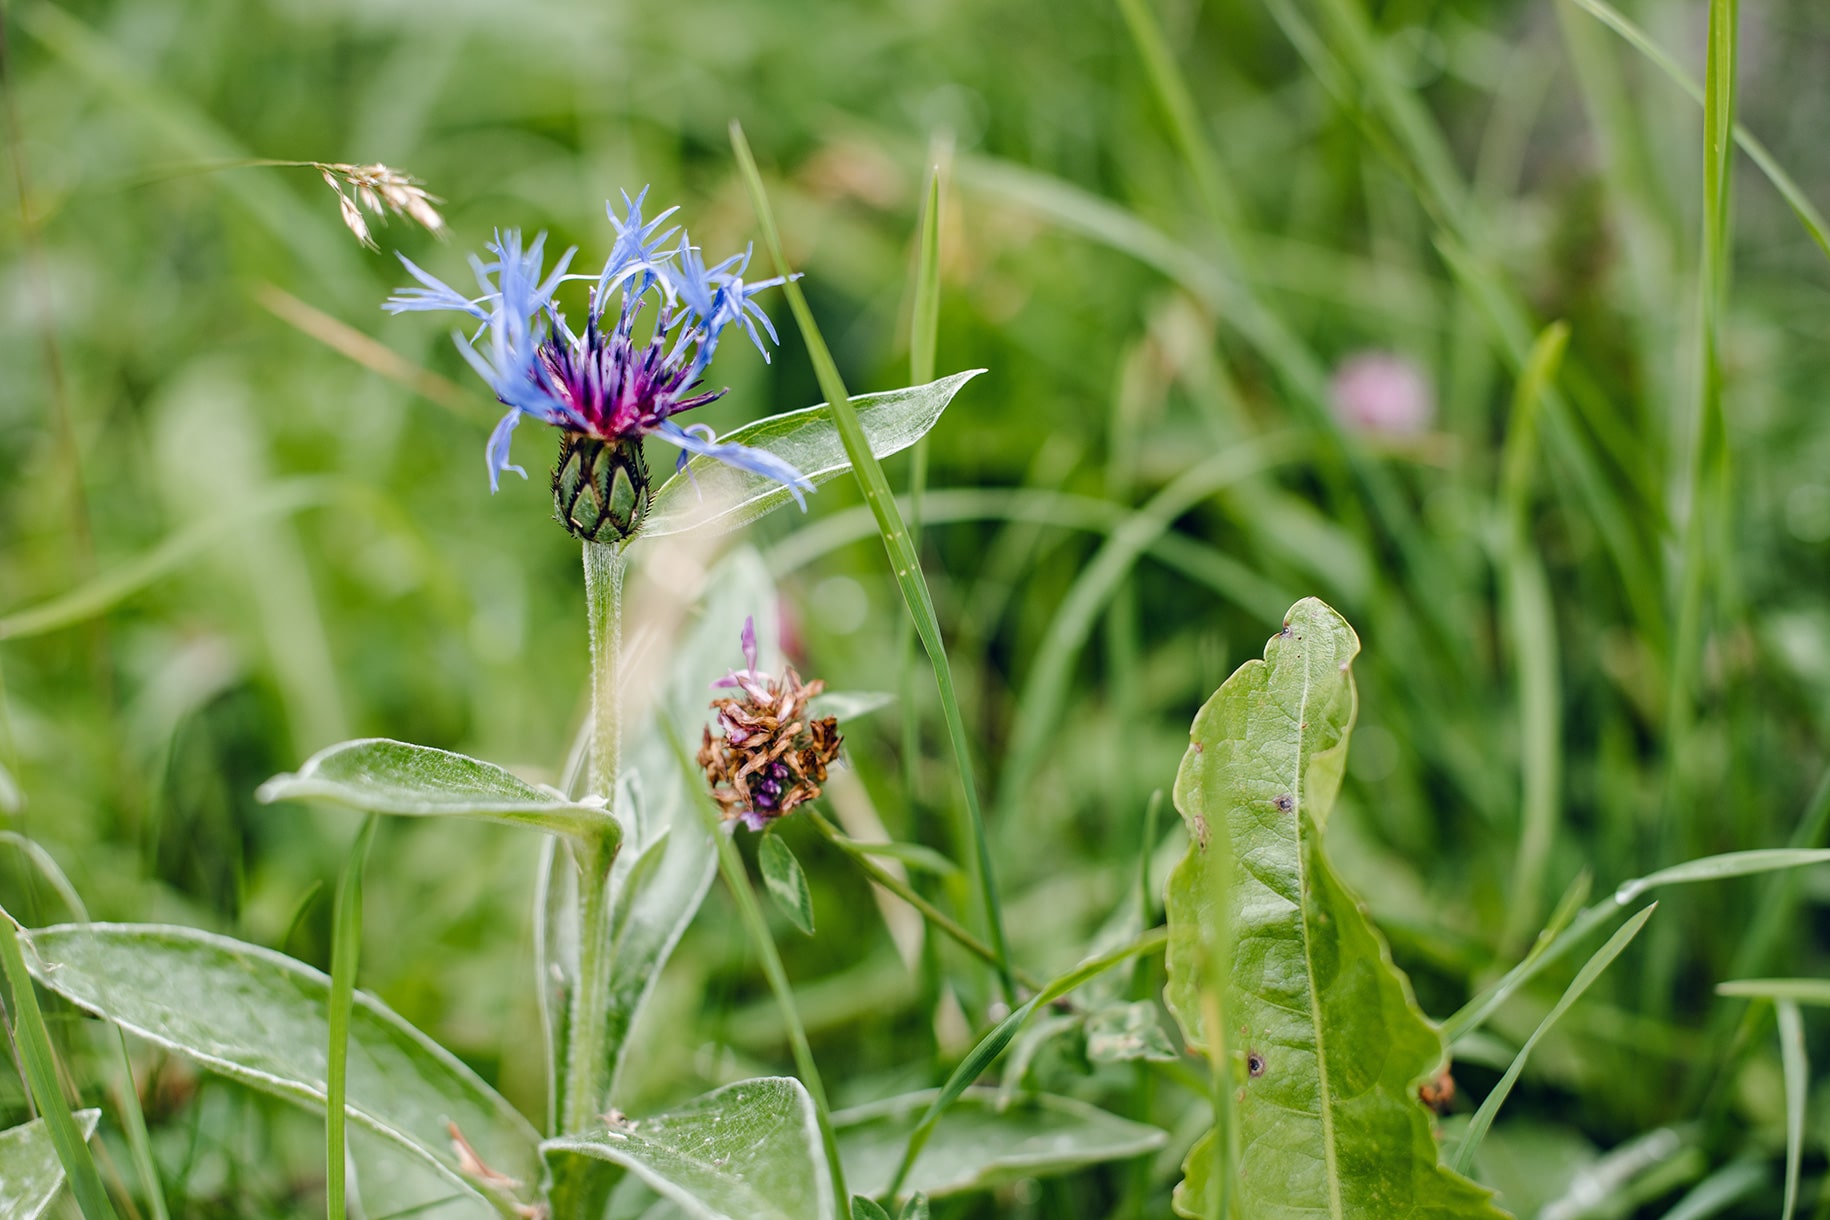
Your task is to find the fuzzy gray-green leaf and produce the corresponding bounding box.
[258,738,612,838]
[644,372,982,538]
[21,923,541,1211]
[542,1077,834,1220]
[760,832,816,935]
[1163,598,1508,1219]
[1085,1000,1177,1063]
[835,1089,1165,1198]
[0,1111,100,1220]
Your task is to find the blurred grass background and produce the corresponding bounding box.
[2,0,1829,1214]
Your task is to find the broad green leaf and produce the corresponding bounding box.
[835,1089,1165,1198]
[20,923,542,1212]
[543,1078,834,1220]
[1163,599,1507,1219]
[760,833,815,935]
[898,1195,929,1220]
[0,1111,100,1220]
[644,373,983,538]
[1085,1001,1177,1063]
[258,738,613,839]
[851,1200,892,1220]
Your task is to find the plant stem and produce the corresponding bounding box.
[583,542,626,803]
[806,811,1041,993]
[326,814,378,1220]
[560,541,628,1138]
[731,123,1016,1006]
[662,721,850,1217]
[710,822,851,1217]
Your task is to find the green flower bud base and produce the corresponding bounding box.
[554,434,652,544]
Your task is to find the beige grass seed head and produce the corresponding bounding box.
[316,161,448,250]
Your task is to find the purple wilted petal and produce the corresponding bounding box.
[740,615,758,672]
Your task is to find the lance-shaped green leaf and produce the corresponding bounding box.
[258,738,614,839]
[1164,599,1509,1219]
[543,1077,834,1220]
[644,372,982,538]
[835,1089,1165,1198]
[19,923,542,1212]
[0,1111,101,1220]
[760,833,816,935]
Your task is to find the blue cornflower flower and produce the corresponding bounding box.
[385,190,813,526]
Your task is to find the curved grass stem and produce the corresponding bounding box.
[730,122,1015,1006]
[662,720,850,1218]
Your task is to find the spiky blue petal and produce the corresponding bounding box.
[655,420,812,508]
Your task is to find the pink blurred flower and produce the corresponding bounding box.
[1329,351,1436,437]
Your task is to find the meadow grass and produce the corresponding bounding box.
[1,0,1828,1215]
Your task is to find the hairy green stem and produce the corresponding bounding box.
[560,542,628,1139]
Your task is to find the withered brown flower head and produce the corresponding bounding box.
[697,617,841,831]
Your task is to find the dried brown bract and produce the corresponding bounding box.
[698,618,841,830]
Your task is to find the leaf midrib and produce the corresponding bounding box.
[1289,637,1346,1220]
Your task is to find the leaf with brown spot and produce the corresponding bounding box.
[1163,599,1509,1218]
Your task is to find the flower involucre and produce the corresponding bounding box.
[698,618,841,831]
[385,188,813,542]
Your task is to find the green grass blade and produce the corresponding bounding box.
[1112,0,1236,226]
[1716,979,1830,1005]
[1658,1159,1765,1220]
[1447,848,1830,1042]
[326,815,378,1220]
[766,488,1291,620]
[0,479,340,641]
[1498,322,1569,951]
[1564,0,1830,261]
[881,927,1167,1203]
[994,434,1306,831]
[910,166,943,391]
[0,834,168,1220]
[1776,998,1805,1220]
[0,912,118,1219]
[1658,0,1739,879]
[730,121,1014,1002]
[897,164,944,826]
[1451,903,1657,1176]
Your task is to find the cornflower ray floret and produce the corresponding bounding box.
[699,617,842,831]
[383,188,814,540]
